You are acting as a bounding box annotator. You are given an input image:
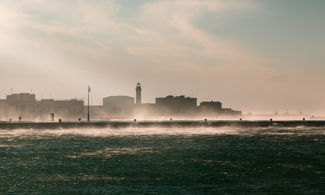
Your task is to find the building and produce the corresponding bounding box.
[198,101,241,116]
[220,108,242,116]
[136,83,142,104]
[155,95,197,115]
[199,101,222,113]
[87,105,106,120]
[0,93,84,120]
[7,93,36,102]
[0,83,242,120]
[5,93,38,119]
[50,99,84,119]
[103,96,134,116]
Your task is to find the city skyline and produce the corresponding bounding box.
[1,0,324,114]
[0,83,232,107]
[0,84,241,121]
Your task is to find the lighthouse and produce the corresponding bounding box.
[136,82,142,104]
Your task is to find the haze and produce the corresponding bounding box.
[1,0,324,115]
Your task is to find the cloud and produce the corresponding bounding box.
[0,0,324,113]
[126,0,262,66]
[0,0,272,102]
[0,0,263,72]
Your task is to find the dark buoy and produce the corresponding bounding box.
[204,119,208,122]
[240,118,242,121]
[59,119,62,123]
[134,119,137,123]
[170,118,173,121]
[270,118,273,122]
[303,118,305,121]
[9,119,12,122]
[78,118,81,122]
[18,116,22,122]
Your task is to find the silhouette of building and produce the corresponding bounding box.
[7,93,36,102]
[0,83,242,120]
[87,105,105,120]
[220,108,242,116]
[103,96,134,116]
[198,101,241,116]
[136,83,142,104]
[49,99,84,119]
[199,101,222,112]
[0,93,84,120]
[5,93,38,119]
[156,95,197,114]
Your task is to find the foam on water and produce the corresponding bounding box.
[1,126,325,194]
[0,126,324,138]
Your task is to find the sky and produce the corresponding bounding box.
[0,0,324,114]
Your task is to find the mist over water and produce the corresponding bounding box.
[1,126,325,138]
[1,127,325,194]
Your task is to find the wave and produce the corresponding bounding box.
[0,126,324,138]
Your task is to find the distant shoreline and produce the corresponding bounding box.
[1,120,325,129]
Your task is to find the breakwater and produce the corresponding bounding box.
[1,120,325,129]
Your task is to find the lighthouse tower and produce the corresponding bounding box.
[136,82,142,104]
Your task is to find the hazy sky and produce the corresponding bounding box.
[0,0,324,114]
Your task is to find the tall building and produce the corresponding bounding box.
[136,82,142,104]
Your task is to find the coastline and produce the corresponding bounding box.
[1,120,325,129]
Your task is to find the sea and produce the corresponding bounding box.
[0,127,324,194]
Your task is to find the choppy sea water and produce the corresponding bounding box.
[0,127,324,194]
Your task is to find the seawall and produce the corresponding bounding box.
[1,120,325,129]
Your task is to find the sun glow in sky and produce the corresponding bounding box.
[0,0,324,114]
